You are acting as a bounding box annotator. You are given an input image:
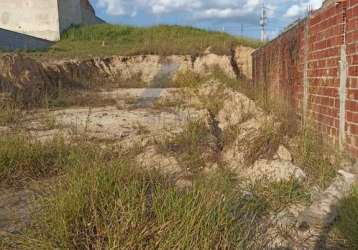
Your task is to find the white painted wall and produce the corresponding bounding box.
[0,0,60,41]
[0,0,103,49]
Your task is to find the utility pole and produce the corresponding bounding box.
[241,24,243,36]
[260,2,267,42]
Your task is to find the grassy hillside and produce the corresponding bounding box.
[26,24,263,59]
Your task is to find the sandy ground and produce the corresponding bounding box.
[0,88,203,234]
[17,88,204,143]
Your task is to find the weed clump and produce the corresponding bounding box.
[243,122,283,164]
[9,161,268,249]
[158,119,219,175]
[0,135,72,187]
[250,179,310,212]
[0,134,111,187]
[292,126,339,189]
[336,185,358,249]
[0,101,22,126]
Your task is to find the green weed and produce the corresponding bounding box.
[336,185,358,249]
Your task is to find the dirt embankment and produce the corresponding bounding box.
[0,46,254,103]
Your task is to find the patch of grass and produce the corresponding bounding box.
[158,119,219,175]
[250,179,310,212]
[336,185,358,249]
[172,70,207,88]
[41,111,60,130]
[292,126,339,189]
[0,134,70,187]
[133,122,151,135]
[46,90,117,109]
[24,24,263,59]
[0,101,22,126]
[5,161,269,249]
[197,84,227,115]
[173,71,228,115]
[243,121,283,164]
[222,124,242,146]
[0,133,112,188]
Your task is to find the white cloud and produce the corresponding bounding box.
[151,0,202,14]
[96,0,137,16]
[285,4,301,17]
[95,0,323,19]
[95,0,272,17]
[284,0,322,18]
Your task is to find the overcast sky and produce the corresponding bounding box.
[90,0,323,39]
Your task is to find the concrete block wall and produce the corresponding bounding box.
[252,0,358,157]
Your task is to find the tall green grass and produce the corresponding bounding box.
[6,160,268,249]
[28,24,263,59]
[292,126,339,189]
[0,134,111,187]
[0,135,70,187]
[337,185,358,249]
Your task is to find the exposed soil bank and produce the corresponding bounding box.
[0,46,254,105]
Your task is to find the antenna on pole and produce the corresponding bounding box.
[260,1,268,42]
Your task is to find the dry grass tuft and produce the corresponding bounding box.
[158,119,219,175]
[291,125,340,189]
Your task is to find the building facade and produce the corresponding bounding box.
[0,0,103,50]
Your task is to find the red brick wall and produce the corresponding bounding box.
[307,3,345,144]
[252,0,358,157]
[346,0,358,155]
[252,22,305,109]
